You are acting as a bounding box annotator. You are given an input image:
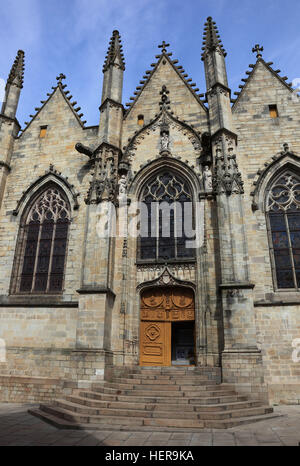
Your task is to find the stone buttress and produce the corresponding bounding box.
[202,17,268,401]
[75,31,125,375]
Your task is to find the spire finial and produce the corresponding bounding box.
[158,41,170,53]
[252,44,263,59]
[56,73,66,85]
[103,29,125,72]
[7,50,25,89]
[201,17,226,61]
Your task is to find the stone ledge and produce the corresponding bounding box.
[254,293,300,306]
[0,295,78,307]
[0,374,77,388]
[219,282,255,290]
[76,286,115,299]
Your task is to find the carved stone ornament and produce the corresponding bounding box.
[75,142,119,205]
[203,165,213,192]
[212,134,244,195]
[13,164,80,216]
[123,112,202,162]
[137,266,195,292]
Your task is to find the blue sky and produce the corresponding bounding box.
[1,0,300,127]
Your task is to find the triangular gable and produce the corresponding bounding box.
[124,52,207,118]
[19,76,86,136]
[232,58,295,110]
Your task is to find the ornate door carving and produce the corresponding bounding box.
[139,321,171,366]
[139,287,195,366]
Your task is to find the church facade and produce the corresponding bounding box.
[0,17,299,405]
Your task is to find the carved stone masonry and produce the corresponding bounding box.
[212,134,244,195]
[76,142,120,204]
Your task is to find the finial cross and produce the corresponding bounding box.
[252,44,263,59]
[56,73,66,84]
[158,41,170,53]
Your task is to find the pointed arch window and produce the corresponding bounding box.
[267,171,300,289]
[12,185,71,294]
[138,171,196,261]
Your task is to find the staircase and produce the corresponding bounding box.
[29,366,276,431]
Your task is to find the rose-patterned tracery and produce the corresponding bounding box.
[15,186,71,294]
[267,172,300,289]
[139,172,195,261]
[267,173,300,212]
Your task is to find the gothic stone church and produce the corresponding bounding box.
[0,17,299,421]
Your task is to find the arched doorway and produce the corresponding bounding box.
[139,286,195,366]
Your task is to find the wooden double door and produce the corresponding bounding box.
[139,287,195,366]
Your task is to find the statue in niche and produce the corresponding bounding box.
[203,165,213,192]
[160,131,170,152]
[118,174,127,199]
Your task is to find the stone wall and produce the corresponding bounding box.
[255,305,300,404]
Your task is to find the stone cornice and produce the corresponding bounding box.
[94,141,122,158]
[0,295,78,307]
[211,128,238,144]
[219,282,255,290]
[76,286,116,299]
[99,97,124,113]
[206,82,231,98]
[0,113,21,128]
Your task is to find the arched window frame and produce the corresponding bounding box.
[266,169,300,291]
[136,168,197,263]
[11,182,71,295]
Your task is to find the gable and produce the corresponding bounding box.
[122,57,209,147]
[19,86,84,140]
[233,60,294,116]
[124,112,202,176]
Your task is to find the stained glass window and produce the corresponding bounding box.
[267,172,300,289]
[139,172,196,261]
[16,186,70,293]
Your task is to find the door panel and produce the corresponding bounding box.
[140,321,171,366]
[139,287,195,367]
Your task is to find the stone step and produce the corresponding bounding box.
[194,400,264,411]
[28,365,274,431]
[39,404,144,426]
[66,395,197,412]
[197,406,273,420]
[68,395,264,413]
[54,399,201,420]
[94,386,237,398]
[104,382,181,391]
[129,373,203,380]
[38,404,206,429]
[189,395,248,405]
[79,390,247,405]
[29,408,281,432]
[104,381,225,391]
[130,368,202,376]
[110,376,213,385]
[203,413,280,429]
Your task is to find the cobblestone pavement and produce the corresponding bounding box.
[0,404,299,446]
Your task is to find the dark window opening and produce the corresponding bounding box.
[267,172,300,289]
[15,186,70,294]
[138,115,144,126]
[139,171,196,261]
[269,104,279,118]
